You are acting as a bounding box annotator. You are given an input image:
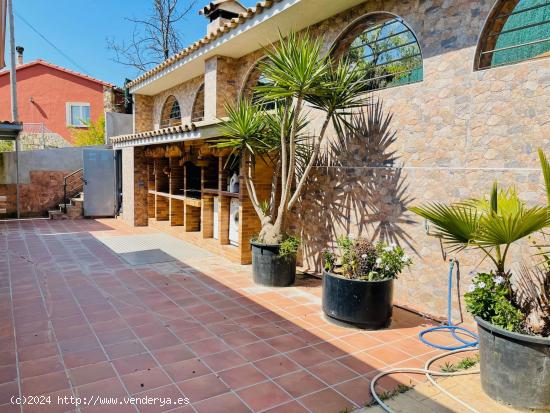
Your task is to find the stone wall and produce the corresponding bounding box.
[0,147,84,217]
[134,95,155,133]
[128,0,550,318]
[152,76,204,127]
[292,0,550,318]
[121,146,148,227]
[18,132,70,150]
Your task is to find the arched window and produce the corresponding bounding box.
[160,95,181,128]
[241,58,278,110]
[333,14,423,91]
[476,0,550,69]
[191,84,205,122]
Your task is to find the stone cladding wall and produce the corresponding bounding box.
[128,0,550,317]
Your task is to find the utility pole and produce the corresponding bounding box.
[7,0,20,218]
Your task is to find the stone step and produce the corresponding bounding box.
[66,205,84,219]
[48,210,67,220]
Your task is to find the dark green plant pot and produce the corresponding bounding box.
[322,270,393,329]
[476,316,550,410]
[251,241,296,287]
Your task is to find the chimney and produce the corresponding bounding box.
[199,1,246,35]
[16,46,24,66]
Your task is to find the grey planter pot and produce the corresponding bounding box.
[251,241,296,287]
[476,316,550,410]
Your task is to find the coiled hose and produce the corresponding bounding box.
[369,259,481,412]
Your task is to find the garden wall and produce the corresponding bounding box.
[0,147,84,218]
[295,0,549,318]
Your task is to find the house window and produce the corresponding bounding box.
[334,14,423,91]
[66,103,90,127]
[476,0,550,70]
[160,95,181,128]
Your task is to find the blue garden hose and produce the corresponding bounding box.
[418,259,479,350]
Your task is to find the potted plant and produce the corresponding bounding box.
[214,32,367,286]
[322,236,412,329]
[410,149,550,410]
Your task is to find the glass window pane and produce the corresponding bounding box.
[81,106,90,124]
[71,106,80,126]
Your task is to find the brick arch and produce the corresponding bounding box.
[475,0,550,70]
[191,84,205,122]
[159,95,181,128]
[238,56,270,101]
[329,11,424,91]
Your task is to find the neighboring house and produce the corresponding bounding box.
[112,0,550,318]
[0,48,123,146]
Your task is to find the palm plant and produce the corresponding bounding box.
[410,149,550,301]
[215,31,368,244]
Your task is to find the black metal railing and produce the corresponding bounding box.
[63,168,84,213]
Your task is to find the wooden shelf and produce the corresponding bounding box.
[185,198,202,207]
[203,188,219,195]
[148,190,203,205]
[148,190,171,197]
[220,191,240,198]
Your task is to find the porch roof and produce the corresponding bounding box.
[110,120,223,148]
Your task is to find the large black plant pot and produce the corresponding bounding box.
[251,241,296,287]
[476,316,550,410]
[322,270,393,329]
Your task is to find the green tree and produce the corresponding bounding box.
[0,141,14,152]
[345,19,422,90]
[214,32,368,244]
[71,116,105,146]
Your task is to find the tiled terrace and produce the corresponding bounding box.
[0,219,460,413]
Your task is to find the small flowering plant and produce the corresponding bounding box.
[323,235,412,281]
[464,272,523,332]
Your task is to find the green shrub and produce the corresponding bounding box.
[279,236,300,257]
[465,272,524,332]
[327,235,412,281]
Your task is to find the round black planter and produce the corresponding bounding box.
[251,241,296,287]
[322,270,393,329]
[476,316,550,410]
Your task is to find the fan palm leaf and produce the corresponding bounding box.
[409,203,480,252]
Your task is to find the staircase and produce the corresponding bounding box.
[48,192,84,220]
[48,168,85,220]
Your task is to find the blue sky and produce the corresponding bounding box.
[13,0,258,87]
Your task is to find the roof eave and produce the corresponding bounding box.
[111,120,223,148]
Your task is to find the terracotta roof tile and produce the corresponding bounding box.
[0,59,115,87]
[110,123,198,144]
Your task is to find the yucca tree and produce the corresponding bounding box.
[215,31,368,244]
[410,150,550,292]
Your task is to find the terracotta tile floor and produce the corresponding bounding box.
[0,218,452,413]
